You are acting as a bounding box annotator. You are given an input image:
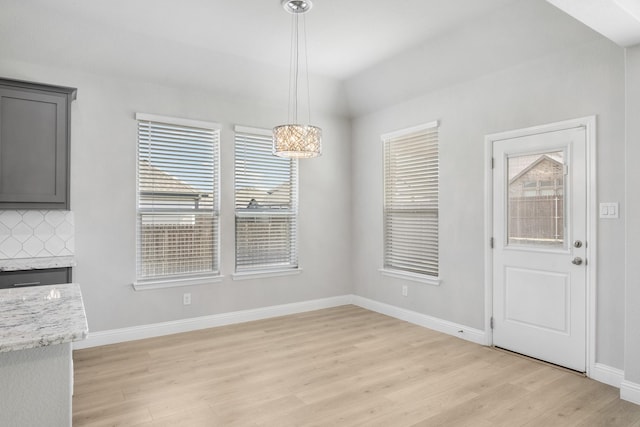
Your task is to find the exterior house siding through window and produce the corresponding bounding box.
[234,126,298,272]
[136,114,220,281]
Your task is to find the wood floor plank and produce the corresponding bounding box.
[574,396,640,427]
[73,305,640,426]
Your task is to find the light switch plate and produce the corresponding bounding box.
[599,202,619,219]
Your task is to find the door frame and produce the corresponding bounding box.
[484,116,597,376]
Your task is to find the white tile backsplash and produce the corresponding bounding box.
[0,211,74,259]
[0,211,21,228]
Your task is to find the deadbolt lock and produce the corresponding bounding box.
[573,240,583,248]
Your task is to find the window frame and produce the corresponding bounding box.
[380,120,441,286]
[232,125,300,279]
[133,113,222,291]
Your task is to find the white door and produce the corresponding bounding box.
[492,126,587,372]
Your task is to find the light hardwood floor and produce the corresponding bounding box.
[73,305,640,426]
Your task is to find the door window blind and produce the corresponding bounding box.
[136,113,220,281]
[383,122,439,277]
[234,126,298,272]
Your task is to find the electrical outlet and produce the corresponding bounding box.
[402,285,408,297]
[183,293,191,305]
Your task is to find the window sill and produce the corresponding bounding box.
[379,268,441,286]
[232,268,302,281]
[133,274,223,291]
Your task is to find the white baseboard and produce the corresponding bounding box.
[74,294,486,350]
[590,363,624,388]
[74,295,354,350]
[351,296,487,345]
[621,380,640,405]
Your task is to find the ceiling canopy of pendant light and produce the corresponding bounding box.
[273,0,322,159]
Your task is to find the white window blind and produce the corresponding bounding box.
[383,122,439,277]
[234,126,298,272]
[136,113,220,281]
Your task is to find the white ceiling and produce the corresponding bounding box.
[3,0,638,82]
[1,0,522,80]
[1,0,637,117]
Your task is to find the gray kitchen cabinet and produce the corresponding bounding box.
[0,78,76,209]
[0,267,72,289]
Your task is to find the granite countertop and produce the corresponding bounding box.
[0,283,88,353]
[0,256,77,272]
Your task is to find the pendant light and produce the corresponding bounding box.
[273,0,322,158]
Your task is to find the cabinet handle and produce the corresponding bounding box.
[12,282,41,287]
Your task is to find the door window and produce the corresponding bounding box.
[507,151,565,248]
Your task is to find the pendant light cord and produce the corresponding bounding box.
[303,14,311,126]
[287,11,312,126]
[288,13,300,124]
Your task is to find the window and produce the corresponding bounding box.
[382,121,439,280]
[508,152,564,246]
[234,126,298,274]
[136,113,220,286]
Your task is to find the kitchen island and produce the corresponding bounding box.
[0,283,88,427]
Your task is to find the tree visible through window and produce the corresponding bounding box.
[383,122,439,277]
[136,114,220,281]
[234,126,298,273]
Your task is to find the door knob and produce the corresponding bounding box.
[571,257,583,265]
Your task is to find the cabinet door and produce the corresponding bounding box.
[0,87,68,208]
[0,267,71,289]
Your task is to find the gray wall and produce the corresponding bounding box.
[0,60,353,332]
[349,31,626,370]
[625,44,640,383]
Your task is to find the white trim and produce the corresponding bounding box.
[236,211,297,218]
[586,116,598,379]
[591,363,624,388]
[380,120,439,141]
[234,125,272,136]
[74,295,354,349]
[135,112,220,130]
[379,268,441,286]
[232,268,302,281]
[484,135,494,342]
[73,295,486,350]
[352,296,487,346]
[132,275,223,291]
[484,116,597,375]
[621,380,640,405]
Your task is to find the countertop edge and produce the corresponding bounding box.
[0,283,88,353]
[0,330,88,353]
[0,256,77,271]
